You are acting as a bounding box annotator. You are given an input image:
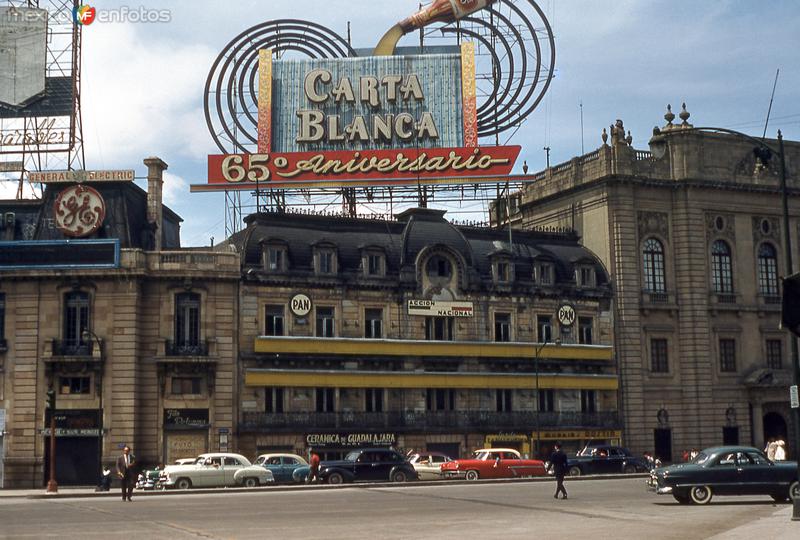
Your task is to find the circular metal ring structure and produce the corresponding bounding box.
[439,0,556,139]
[204,19,355,154]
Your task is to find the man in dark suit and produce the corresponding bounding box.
[548,442,568,499]
[116,446,134,501]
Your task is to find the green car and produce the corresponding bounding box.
[649,446,799,505]
[253,453,309,483]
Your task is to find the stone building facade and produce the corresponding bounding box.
[0,158,239,487]
[229,208,619,461]
[495,108,800,461]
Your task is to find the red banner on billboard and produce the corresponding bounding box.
[199,146,520,191]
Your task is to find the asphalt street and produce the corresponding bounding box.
[0,478,793,540]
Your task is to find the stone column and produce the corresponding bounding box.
[752,401,764,450]
[144,157,168,251]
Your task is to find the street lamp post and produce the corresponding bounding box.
[533,337,548,459]
[650,126,799,520]
[45,388,57,493]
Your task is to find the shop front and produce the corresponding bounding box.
[485,433,531,457]
[536,429,623,458]
[163,408,209,464]
[305,432,397,461]
[43,409,101,486]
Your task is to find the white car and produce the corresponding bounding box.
[160,453,274,489]
[408,451,453,480]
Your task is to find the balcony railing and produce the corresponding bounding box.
[51,339,93,356]
[165,340,209,357]
[240,410,621,433]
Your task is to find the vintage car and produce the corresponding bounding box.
[408,451,454,480]
[648,445,799,504]
[440,448,547,480]
[253,453,308,483]
[567,445,649,476]
[159,453,274,489]
[318,448,418,484]
[136,458,197,490]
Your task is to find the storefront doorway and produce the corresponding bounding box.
[763,412,788,443]
[44,436,99,486]
[426,442,460,459]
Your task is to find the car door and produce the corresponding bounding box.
[354,451,378,481]
[223,456,245,486]
[198,456,224,487]
[707,452,739,494]
[735,451,770,495]
[607,447,626,473]
[375,451,397,481]
[261,456,283,482]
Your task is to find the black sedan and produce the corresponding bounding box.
[648,445,799,504]
[567,445,649,476]
[319,448,418,484]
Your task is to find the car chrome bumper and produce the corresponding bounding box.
[443,471,466,479]
[655,486,672,494]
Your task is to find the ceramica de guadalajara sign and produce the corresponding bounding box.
[305,432,397,448]
[203,44,520,190]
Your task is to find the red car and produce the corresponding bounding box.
[440,448,547,481]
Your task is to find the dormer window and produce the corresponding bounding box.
[317,250,335,274]
[427,256,452,278]
[575,265,596,287]
[364,252,384,277]
[494,260,511,283]
[534,262,553,285]
[263,244,287,272]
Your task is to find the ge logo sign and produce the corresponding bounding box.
[557,304,576,327]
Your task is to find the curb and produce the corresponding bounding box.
[17,473,649,500]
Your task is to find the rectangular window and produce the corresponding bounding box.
[365,388,383,412]
[64,291,90,349]
[364,308,383,339]
[722,426,739,445]
[175,293,201,351]
[766,339,783,369]
[316,387,335,412]
[719,338,737,372]
[576,266,595,287]
[426,388,456,411]
[171,376,202,395]
[496,262,509,282]
[59,376,91,395]
[580,389,596,413]
[650,338,669,373]
[494,312,511,342]
[578,317,593,345]
[537,315,552,343]
[367,254,382,276]
[265,305,284,336]
[265,387,284,413]
[318,251,334,274]
[425,317,454,341]
[267,248,283,271]
[536,263,553,285]
[0,292,5,341]
[496,389,513,412]
[316,307,335,337]
[538,389,554,412]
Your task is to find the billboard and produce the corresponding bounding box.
[198,41,520,192]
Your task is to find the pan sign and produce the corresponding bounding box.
[290,293,312,317]
[408,299,474,317]
[557,303,576,327]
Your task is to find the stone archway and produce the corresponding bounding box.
[763,411,788,444]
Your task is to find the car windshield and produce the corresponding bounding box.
[692,452,711,465]
[345,451,361,461]
[194,457,206,465]
[254,456,265,465]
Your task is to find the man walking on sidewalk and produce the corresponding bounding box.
[548,442,568,500]
[116,446,134,501]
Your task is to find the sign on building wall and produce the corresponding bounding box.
[408,299,474,317]
[28,169,134,183]
[305,432,396,448]
[163,409,210,429]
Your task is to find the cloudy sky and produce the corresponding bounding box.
[12,1,800,246]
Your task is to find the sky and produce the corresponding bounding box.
[4,1,800,247]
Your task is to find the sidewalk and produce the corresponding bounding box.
[708,506,799,539]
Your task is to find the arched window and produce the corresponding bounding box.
[711,240,733,293]
[757,243,779,296]
[642,238,666,292]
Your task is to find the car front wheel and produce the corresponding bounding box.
[689,485,713,505]
[789,480,800,502]
[243,477,258,488]
[391,471,408,483]
[465,470,480,481]
[327,472,344,485]
[568,466,582,477]
[175,478,192,490]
